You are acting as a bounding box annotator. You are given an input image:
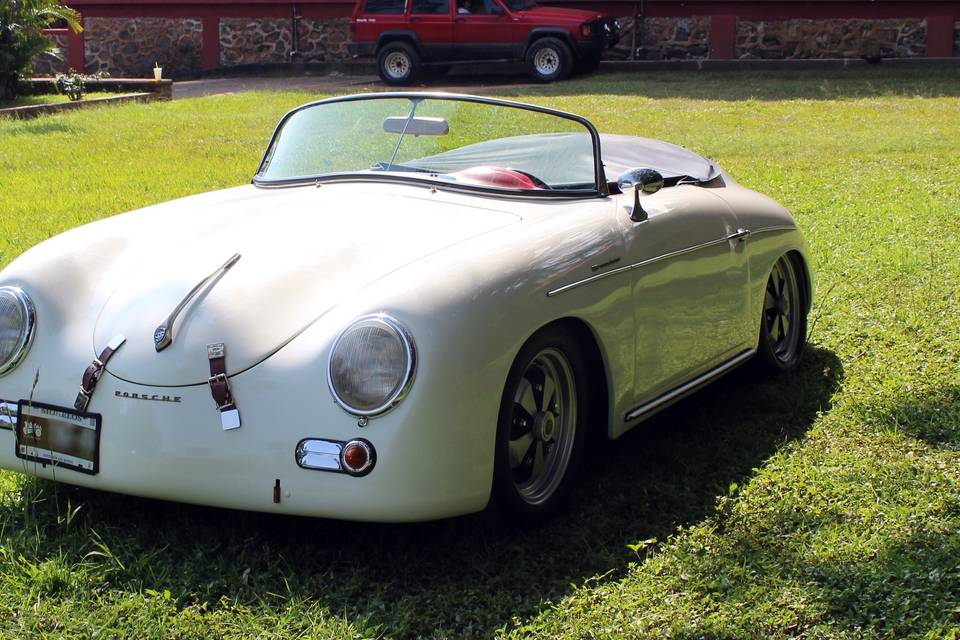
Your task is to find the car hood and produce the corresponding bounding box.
[516,6,604,22]
[94,184,519,387]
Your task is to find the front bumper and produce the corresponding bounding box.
[578,17,620,56]
[0,347,493,522]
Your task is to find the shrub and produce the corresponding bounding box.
[53,69,106,101]
[0,0,82,101]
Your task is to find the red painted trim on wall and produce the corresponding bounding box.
[67,26,85,72]
[202,16,220,69]
[926,15,957,56]
[555,2,960,19]
[60,0,959,63]
[63,1,960,20]
[709,14,735,58]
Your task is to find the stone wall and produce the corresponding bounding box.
[606,16,711,60]
[735,18,927,59]
[296,18,351,63]
[27,13,960,75]
[219,17,350,66]
[31,33,70,76]
[84,17,203,78]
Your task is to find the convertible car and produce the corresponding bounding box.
[0,93,811,522]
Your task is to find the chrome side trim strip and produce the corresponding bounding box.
[546,236,730,298]
[0,400,17,430]
[624,348,756,422]
[749,224,796,236]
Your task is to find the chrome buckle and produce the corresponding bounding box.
[208,372,228,392]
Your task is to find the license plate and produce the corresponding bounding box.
[15,401,101,475]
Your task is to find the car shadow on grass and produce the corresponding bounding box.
[7,346,842,639]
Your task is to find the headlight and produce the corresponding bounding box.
[0,286,36,377]
[328,314,416,416]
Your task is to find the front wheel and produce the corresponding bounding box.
[525,38,573,83]
[377,42,420,86]
[492,326,588,523]
[757,254,807,372]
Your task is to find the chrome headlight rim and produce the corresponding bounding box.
[0,285,36,377]
[327,313,416,418]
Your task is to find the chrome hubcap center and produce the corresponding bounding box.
[534,411,556,443]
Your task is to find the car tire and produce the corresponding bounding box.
[756,254,807,372]
[377,41,420,86]
[525,37,573,83]
[492,325,589,523]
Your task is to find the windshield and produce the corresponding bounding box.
[256,95,601,195]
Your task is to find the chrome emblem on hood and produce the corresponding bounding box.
[115,390,183,403]
[153,326,167,345]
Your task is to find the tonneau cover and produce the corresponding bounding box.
[600,134,719,183]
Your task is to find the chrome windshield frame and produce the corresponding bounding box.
[252,92,609,198]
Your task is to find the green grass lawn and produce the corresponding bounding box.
[1,66,959,639]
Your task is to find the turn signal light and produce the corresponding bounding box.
[580,23,592,38]
[341,439,375,476]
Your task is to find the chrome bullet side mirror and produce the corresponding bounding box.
[618,167,664,222]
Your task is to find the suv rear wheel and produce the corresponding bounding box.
[377,41,420,86]
[525,37,572,83]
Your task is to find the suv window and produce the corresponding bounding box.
[364,0,406,13]
[412,0,449,13]
[455,0,500,14]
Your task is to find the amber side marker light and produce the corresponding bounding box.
[341,439,376,476]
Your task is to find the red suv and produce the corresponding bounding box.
[348,0,619,84]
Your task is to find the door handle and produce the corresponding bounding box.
[726,228,751,242]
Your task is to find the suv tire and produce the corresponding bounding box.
[377,41,420,86]
[525,37,573,83]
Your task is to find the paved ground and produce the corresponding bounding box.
[172,70,537,99]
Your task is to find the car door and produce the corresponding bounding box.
[410,0,453,59]
[622,185,752,408]
[452,0,517,60]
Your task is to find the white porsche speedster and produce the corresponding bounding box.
[0,93,811,522]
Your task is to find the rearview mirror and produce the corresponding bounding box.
[383,116,449,136]
[618,167,663,222]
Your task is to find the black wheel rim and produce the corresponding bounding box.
[507,348,577,505]
[763,256,801,363]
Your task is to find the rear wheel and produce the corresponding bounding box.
[377,41,420,86]
[493,326,588,523]
[525,38,573,83]
[757,254,807,372]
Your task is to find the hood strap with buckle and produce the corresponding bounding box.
[75,335,126,412]
[207,343,241,430]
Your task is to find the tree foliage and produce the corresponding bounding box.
[0,0,81,100]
